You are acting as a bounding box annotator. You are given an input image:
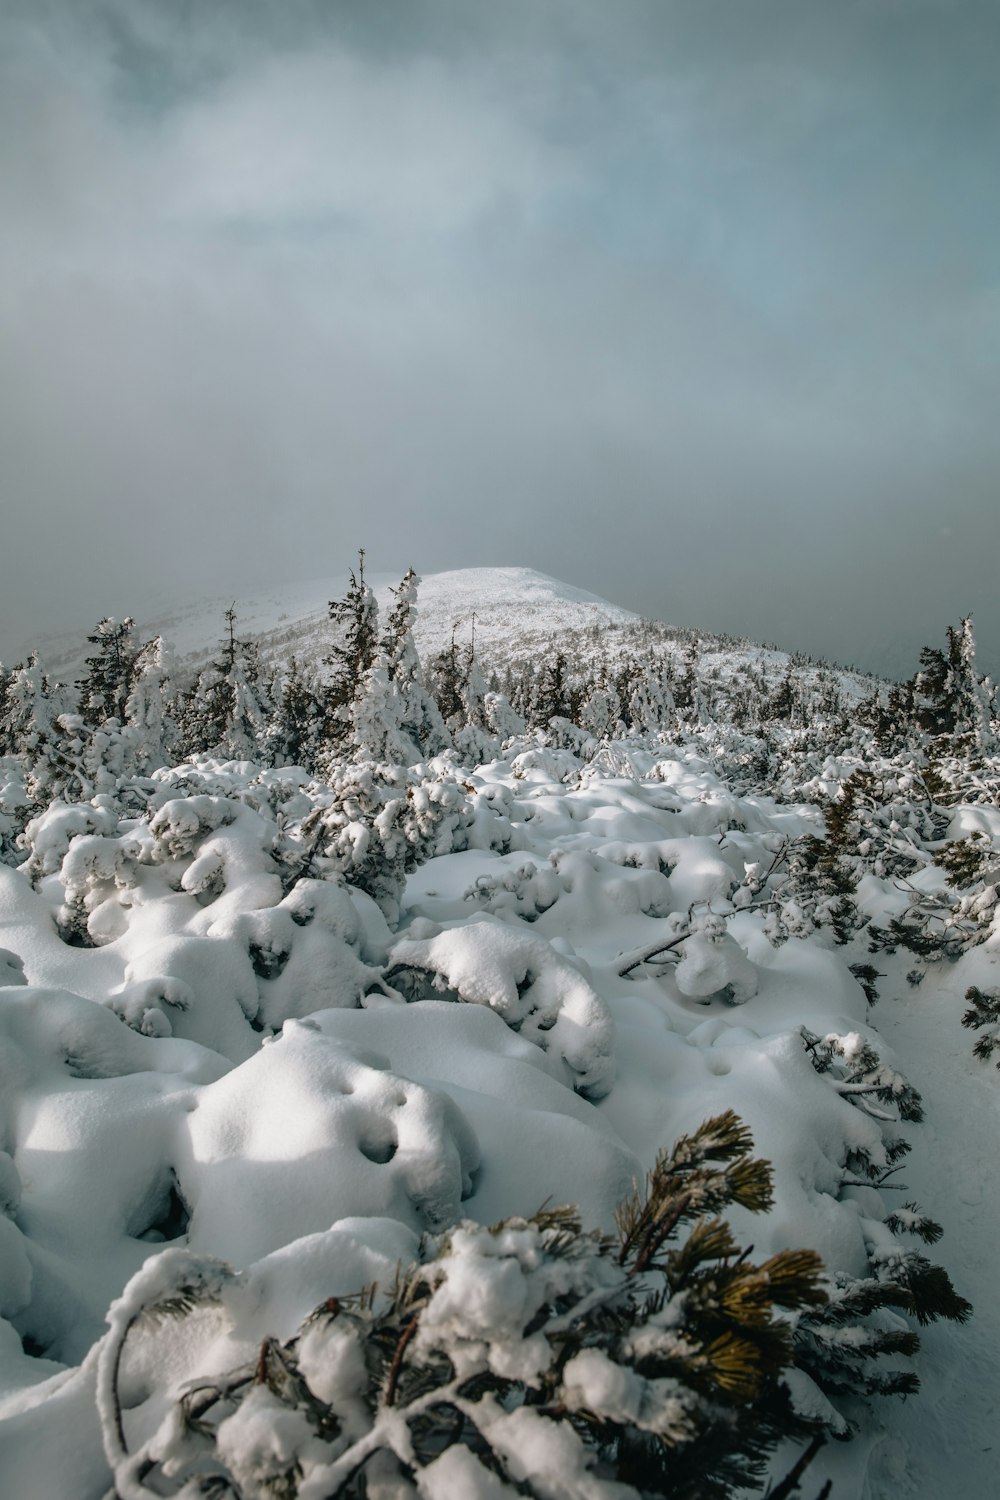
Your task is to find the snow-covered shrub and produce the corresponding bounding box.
[510,743,586,783]
[617,909,758,1005]
[800,1028,924,1124]
[463,860,563,923]
[20,795,123,879]
[0,763,30,866]
[866,879,999,965]
[301,761,484,924]
[97,1112,830,1500]
[55,829,143,946]
[387,916,615,1097]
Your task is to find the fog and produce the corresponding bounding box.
[2,0,998,678]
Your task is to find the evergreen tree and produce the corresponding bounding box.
[532,649,571,728]
[0,655,73,789]
[325,549,380,743]
[345,653,407,764]
[77,616,137,727]
[673,642,700,716]
[462,613,490,732]
[96,1112,837,1500]
[427,622,466,727]
[628,659,674,735]
[381,568,450,757]
[123,635,176,772]
[267,656,325,769]
[909,615,995,747]
[579,671,621,740]
[181,607,271,761]
[0,663,13,757]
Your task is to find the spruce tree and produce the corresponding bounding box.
[381,568,450,757]
[427,622,466,728]
[325,549,380,745]
[123,635,176,772]
[909,615,994,748]
[532,649,570,728]
[77,616,137,727]
[181,607,271,761]
[268,656,325,769]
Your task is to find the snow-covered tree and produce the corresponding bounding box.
[0,655,81,801]
[77,616,137,727]
[909,615,995,749]
[427,622,466,728]
[180,607,271,761]
[123,635,176,772]
[301,760,484,922]
[325,550,380,745]
[381,568,451,758]
[267,656,326,769]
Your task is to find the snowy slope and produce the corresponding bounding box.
[0,726,983,1497]
[21,566,640,683]
[19,564,883,707]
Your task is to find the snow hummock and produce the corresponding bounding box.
[0,722,985,1497]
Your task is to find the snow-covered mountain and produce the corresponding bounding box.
[24,566,640,682]
[21,565,885,706]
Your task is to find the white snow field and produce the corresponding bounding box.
[0,570,992,1498]
[0,747,984,1497]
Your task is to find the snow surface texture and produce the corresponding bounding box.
[0,736,985,1498]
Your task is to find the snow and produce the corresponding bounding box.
[859,964,1000,1499]
[0,571,993,1496]
[18,567,640,690]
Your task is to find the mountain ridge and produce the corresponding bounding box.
[15,564,887,700]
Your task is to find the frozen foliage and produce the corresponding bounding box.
[388,917,615,1098]
[0,578,991,1498]
[298,757,510,923]
[96,1114,831,1500]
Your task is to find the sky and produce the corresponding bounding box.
[2,0,999,680]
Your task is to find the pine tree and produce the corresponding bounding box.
[181,607,271,761]
[267,656,325,769]
[123,635,176,772]
[381,568,450,758]
[325,550,380,745]
[909,615,995,748]
[77,616,137,727]
[96,1113,838,1500]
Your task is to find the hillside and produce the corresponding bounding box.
[20,567,633,676]
[21,565,884,708]
[0,570,994,1499]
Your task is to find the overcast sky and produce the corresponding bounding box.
[2,0,998,678]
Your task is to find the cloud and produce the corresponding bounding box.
[1,0,999,676]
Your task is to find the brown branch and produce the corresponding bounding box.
[384,1316,419,1407]
[766,1434,825,1500]
[631,1190,693,1272]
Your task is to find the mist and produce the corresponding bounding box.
[2,0,998,678]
